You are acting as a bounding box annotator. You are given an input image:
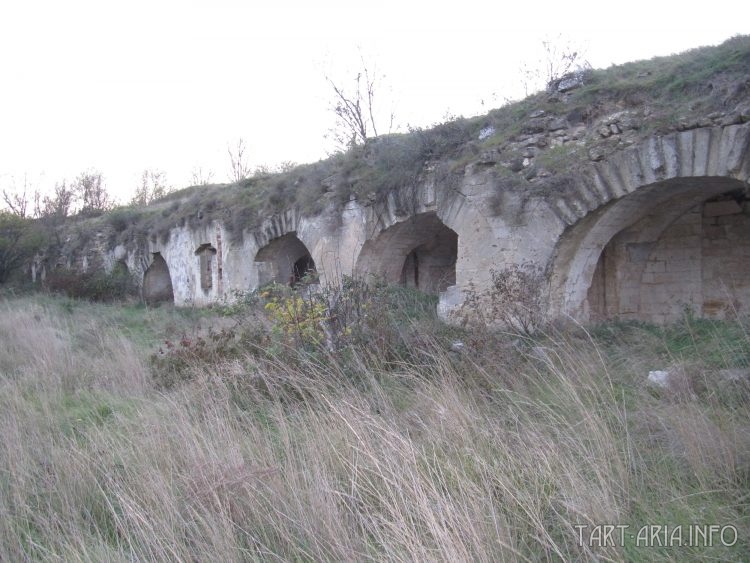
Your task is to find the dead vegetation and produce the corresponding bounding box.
[1,292,749,561]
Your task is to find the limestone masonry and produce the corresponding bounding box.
[27,43,750,325]
[31,122,750,325]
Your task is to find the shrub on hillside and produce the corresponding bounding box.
[458,262,547,333]
[149,277,445,391]
[45,266,137,302]
[149,328,251,389]
[106,206,141,232]
[255,276,443,363]
[0,212,47,283]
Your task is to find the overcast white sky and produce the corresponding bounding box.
[0,1,746,203]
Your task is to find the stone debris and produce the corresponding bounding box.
[476,151,499,166]
[450,340,466,353]
[478,126,495,140]
[718,368,750,382]
[647,369,672,388]
[548,118,569,131]
[553,71,587,93]
[588,147,605,161]
[522,118,548,135]
[721,112,743,126]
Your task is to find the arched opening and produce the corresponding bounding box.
[195,243,217,292]
[254,232,317,286]
[292,255,316,284]
[143,253,174,305]
[112,260,129,276]
[587,186,750,322]
[356,211,458,295]
[554,177,750,323]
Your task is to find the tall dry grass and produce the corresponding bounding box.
[0,295,748,561]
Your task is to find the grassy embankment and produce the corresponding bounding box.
[89,36,750,252]
[1,291,749,561]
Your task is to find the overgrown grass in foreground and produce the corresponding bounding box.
[1,294,749,561]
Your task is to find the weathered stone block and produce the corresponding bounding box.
[651,272,686,284]
[702,225,727,239]
[626,242,656,263]
[548,118,568,131]
[677,130,695,176]
[693,128,712,176]
[644,260,666,273]
[660,134,680,178]
[703,200,742,217]
[666,259,698,273]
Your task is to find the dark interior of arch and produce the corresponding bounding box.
[358,211,457,295]
[255,233,316,286]
[195,243,217,291]
[292,255,316,284]
[143,253,174,305]
[112,260,129,276]
[585,179,750,323]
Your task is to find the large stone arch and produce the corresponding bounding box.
[143,252,174,305]
[355,211,458,295]
[586,186,750,322]
[254,232,317,286]
[548,124,750,321]
[349,175,500,321]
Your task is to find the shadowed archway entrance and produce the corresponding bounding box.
[356,212,458,295]
[552,177,750,323]
[255,232,317,286]
[143,253,174,305]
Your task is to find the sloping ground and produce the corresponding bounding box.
[62,35,749,253]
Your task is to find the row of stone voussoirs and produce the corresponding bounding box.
[548,124,750,226]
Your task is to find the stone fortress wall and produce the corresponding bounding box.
[31,123,750,325]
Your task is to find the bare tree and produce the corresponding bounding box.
[190,166,215,186]
[519,35,590,96]
[1,173,39,218]
[132,169,170,206]
[228,138,252,183]
[4,176,79,220]
[325,57,395,150]
[2,188,29,218]
[73,171,112,214]
[39,181,76,219]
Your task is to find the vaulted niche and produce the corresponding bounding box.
[576,178,750,323]
[142,252,174,305]
[195,243,217,291]
[356,211,457,295]
[255,232,317,286]
[112,260,129,277]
